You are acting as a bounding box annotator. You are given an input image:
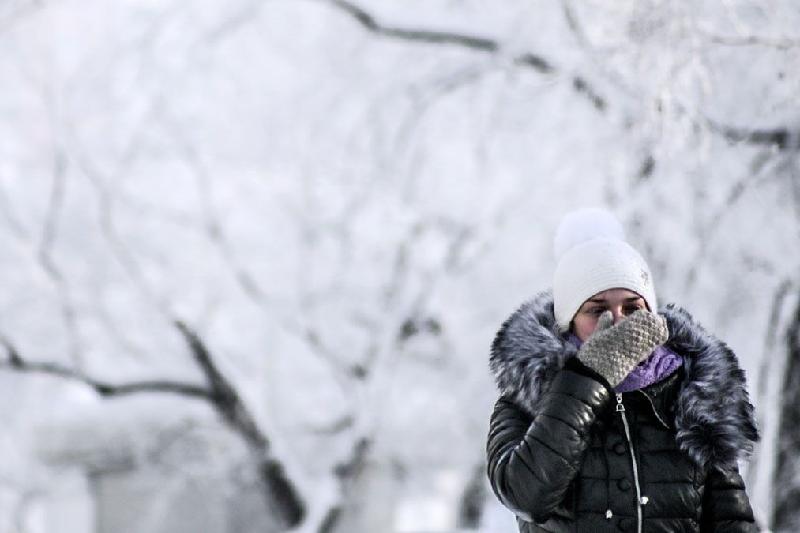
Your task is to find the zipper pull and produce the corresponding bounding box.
[616,393,625,412]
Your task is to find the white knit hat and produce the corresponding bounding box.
[553,208,657,331]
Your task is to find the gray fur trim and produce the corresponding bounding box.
[662,303,760,472]
[489,291,759,472]
[489,292,578,416]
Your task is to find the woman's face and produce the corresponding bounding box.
[571,288,649,342]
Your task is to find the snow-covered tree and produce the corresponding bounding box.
[1,1,799,531]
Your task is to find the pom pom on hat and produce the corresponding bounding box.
[552,208,657,331]
[553,207,626,261]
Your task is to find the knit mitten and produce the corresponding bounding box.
[576,309,669,387]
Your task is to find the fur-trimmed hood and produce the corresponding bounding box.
[489,291,759,472]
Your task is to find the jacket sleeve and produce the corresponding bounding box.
[486,367,611,523]
[700,465,759,532]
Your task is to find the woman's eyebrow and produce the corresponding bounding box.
[587,296,643,304]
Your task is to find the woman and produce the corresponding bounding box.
[486,208,759,532]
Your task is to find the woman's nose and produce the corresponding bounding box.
[611,308,625,324]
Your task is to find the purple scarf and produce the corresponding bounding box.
[568,334,683,392]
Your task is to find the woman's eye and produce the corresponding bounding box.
[589,308,605,315]
[623,306,642,315]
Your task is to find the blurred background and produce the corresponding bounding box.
[1,0,799,531]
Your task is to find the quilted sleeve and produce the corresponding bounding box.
[486,367,611,523]
[700,464,758,532]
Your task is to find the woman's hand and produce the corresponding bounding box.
[576,309,668,387]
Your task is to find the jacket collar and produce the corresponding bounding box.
[489,291,759,472]
[627,367,683,430]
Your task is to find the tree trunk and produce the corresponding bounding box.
[773,291,800,530]
[457,462,486,528]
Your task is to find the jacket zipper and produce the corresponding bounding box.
[616,393,645,533]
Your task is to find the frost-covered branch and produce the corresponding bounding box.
[305,415,355,435]
[204,0,266,43]
[457,462,487,528]
[323,0,800,143]
[0,319,307,529]
[318,0,607,110]
[173,320,266,449]
[172,320,305,528]
[324,0,499,52]
[560,0,635,100]
[684,151,782,288]
[318,437,371,533]
[703,32,800,50]
[773,289,800,530]
[78,156,169,313]
[562,0,800,150]
[36,140,85,366]
[709,120,800,151]
[747,278,794,493]
[163,120,365,395]
[0,336,212,400]
[170,130,273,309]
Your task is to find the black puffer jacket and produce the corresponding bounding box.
[486,292,759,533]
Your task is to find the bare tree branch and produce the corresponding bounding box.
[163,119,367,394]
[0,181,31,240]
[161,114,357,382]
[457,461,487,528]
[0,320,307,528]
[325,0,800,144]
[702,31,800,50]
[747,278,794,492]
[172,320,266,448]
[0,336,212,400]
[35,133,86,367]
[561,0,634,102]
[389,63,502,204]
[325,0,498,51]
[773,288,800,530]
[318,0,606,110]
[318,437,372,533]
[89,289,151,361]
[162,122,273,308]
[77,156,172,316]
[708,119,800,150]
[304,415,356,436]
[683,151,783,289]
[204,0,266,43]
[563,0,800,148]
[171,320,305,528]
